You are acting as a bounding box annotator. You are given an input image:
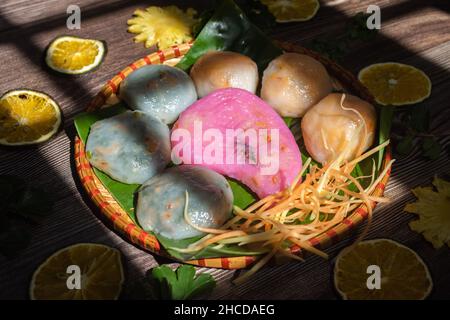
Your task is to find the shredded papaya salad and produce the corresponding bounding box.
[170,94,395,284]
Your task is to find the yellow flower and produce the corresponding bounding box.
[404,177,450,248]
[127,6,198,49]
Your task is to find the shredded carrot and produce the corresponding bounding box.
[172,139,394,284]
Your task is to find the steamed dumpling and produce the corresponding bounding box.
[190,51,259,97]
[119,65,197,124]
[172,88,302,199]
[86,111,171,184]
[301,93,377,164]
[261,53,333,117]
[136,166,233,240]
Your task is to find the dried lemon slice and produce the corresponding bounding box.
[45,36,106,75]
[358,62,432,106]
[334,239,433,300]
[127,6,198,49]
[30,243,124,300]
[0,89,61,146]
[261,0,320,22]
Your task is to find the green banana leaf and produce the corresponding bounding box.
[74,104,262,259]
[157,234,267,261]
[74,103,140,219]
[378,106,394,170]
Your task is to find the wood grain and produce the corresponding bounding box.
[0,0,449,299]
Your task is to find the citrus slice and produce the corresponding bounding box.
[0,89,61,146]
[261,0,320,22]
[45,36,106,74]
[334,239,433,300]
[30,243,124,300]
[358,62,431,106]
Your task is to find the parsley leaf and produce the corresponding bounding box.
[393,105,442,161]
[396,135,414,156]
[310,38,348,62]
[345,12,378,41]
[147,265,216,300]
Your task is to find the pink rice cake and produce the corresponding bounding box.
[171,88,302,199]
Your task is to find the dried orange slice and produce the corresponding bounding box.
[261,0,320,22]
[30,243,124,300]
[358,62,431,106]
[45,36,106,75]
[334,239,433,300]
[0,89,61,146]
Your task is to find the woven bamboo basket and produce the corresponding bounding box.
[74,42,392,269]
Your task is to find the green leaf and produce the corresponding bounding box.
[176,0,282,74]
[409,105,430,133]
[186,272,217,299]
[74,103,265,259]
[0,175,54,257]
[74,103,128,143]
[308,12,377,62]
[0,175,53,220]
[283,117,294,128]
[422,136,441,160]
[13,186,54,220]
[348,164,364,192]
[93,168,139,220]
[150,265,177,299]
[74,103,138,219]
[396,135,414,156]
[309,38,348,62]
[189,241,267,259]
[156,233,265,261]
[174,264,196,299]
[149,265,216,300]
[228,179,256,208]
[378,106,394,170]
[346,12,378,41]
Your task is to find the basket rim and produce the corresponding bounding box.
[74,42,392,269]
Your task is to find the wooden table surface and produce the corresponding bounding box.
[1,0,449,300]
